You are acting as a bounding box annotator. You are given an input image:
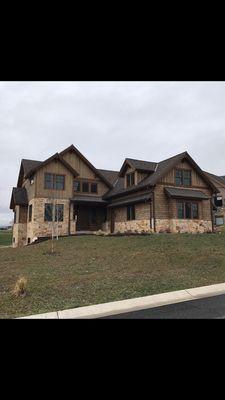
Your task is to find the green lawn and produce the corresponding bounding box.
[1,233,225,318]
[0,230,12,246]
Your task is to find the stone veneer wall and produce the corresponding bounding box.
[113,202,152,233]
[155,219,212,233]
[27,198,71,242]
[12,223,27,247]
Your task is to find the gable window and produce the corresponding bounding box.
[44,203,53,221]
[91,183,98,193]
[126,172,135,187]
[73,180,80,192]
[175,169,191,186]
[127,205,135,220]
[177,201,198,219]
[82,182,89,193]
[55,204,64,222]
[215,196,223,207]
[55,175,65,190]
[44,173,65,190]
[45,173,54,189]
[28,204,33,222]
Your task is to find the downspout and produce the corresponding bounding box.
[68,200,71,236]
[152,188,156,232]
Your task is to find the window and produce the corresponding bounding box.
[126,172,135,187]
[27,238,31,244]
[28,204,32,222]
[45,173,54,189]
[215,216,224,226]
[14,210,17,223]
[91,183,98,193]
[73,180,80,192]
[185,202,192,219]
[127,205,135,220]
[175,169,191,186]
[55,204,64,222]
[192,203,198,219]
[55,175,65,190]
[215,196,223,207]
[177,202,184,219]
[44,173,65,190]
[82,182,89,192]
[44,203,53,221]
[177,201,198,219]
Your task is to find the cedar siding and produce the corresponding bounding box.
[10,147,219,247]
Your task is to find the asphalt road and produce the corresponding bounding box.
[102,293,225,319]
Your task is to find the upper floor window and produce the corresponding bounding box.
[44,173,65,190]
[91,183,98,193]
[215,196,223,207]
[73,179,98,194]
[73,180,80,192]
[175,169,191,186]
[126,172,135,187]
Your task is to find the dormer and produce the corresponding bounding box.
[118,158,157,189]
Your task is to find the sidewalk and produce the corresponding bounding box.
[18,282,225,319]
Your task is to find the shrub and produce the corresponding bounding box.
[12,277,27,298]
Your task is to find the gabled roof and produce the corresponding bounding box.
[204,171,225,189]
[25,153,79,179]
[119,158,157,177]
[97,169,119,185]
[60,145,113,188]
[17,159,42,187]
[10,187,28,210]
[17,153,79,187]
[104,151,218,199]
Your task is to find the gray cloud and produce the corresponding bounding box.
[1,81,225,225]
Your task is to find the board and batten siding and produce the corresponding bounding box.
[35,160,74,199]
[62,151,109,197]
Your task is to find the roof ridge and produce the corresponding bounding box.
[159,151,187,164]
[125,157,157,164]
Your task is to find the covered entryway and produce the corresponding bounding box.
[71,196,108,232]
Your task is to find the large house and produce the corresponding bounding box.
[10,145,223,247]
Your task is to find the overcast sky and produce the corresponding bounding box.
[1,81,225,225]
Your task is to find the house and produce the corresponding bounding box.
[204,171,225,228]
[10,145,219,247]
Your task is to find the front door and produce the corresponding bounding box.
[75,205,107,231]
[76,206,90,231]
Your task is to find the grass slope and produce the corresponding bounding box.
[1,233,225,318]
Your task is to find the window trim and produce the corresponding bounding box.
[177,200,199,219]
[73,179,98,194]
[175,169,192,187]
[44,173,65,190]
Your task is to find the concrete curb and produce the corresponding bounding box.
[17,282,225,319]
